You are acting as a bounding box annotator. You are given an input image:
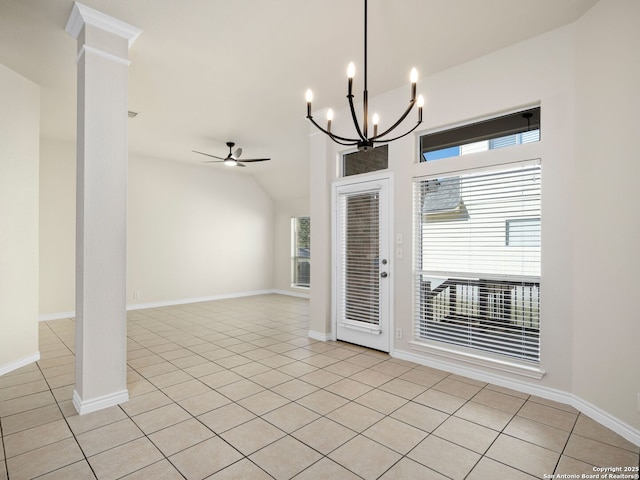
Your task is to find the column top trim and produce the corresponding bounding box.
[65,2,142,48]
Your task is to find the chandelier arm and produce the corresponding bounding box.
[372,119,422,144]
[371,99,416,140]
[307,115,360,144]
[347,94,367,142]
[331,137,361,147]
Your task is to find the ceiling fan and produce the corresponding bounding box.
[193,142,270,167]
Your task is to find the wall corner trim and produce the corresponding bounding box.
[72,389,129,415]
[308,330,331,342]
[0,352,40,376]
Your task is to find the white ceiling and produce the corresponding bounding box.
[0,0,597,200]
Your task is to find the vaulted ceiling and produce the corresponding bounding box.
[0,0,598,200]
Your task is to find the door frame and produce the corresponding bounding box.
[331,171,394,352]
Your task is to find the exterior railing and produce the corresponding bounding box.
[418,276,540,361]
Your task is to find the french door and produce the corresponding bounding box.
[333,177,391,352]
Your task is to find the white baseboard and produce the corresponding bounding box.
[72,389,129,415]
[571,395,640,448]
[308,330,331,342]
[392,348,640,447]
[39,289,291,320]
[39,311,75,321]
[126,289,277,311]
[273,289,310,299]
[0,352,40,376]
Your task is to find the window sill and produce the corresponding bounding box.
[408,340,545,380]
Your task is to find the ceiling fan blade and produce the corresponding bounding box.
[232,147,242,159]
[201,160,224,163]
[238,158,270,163]
[236,162,246,167]
[192,150,226,160]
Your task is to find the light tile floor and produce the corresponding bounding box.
[0,294,638,479]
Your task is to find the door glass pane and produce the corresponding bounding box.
[340,191,380,326]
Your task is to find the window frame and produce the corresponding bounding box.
[410,107,545,378]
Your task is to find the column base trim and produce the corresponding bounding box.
[73,389,129,415]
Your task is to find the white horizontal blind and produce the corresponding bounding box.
[414,162,541,362]
[338,190,380,326]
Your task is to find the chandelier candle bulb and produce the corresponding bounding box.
[410,68,418,100]
[305,89,313,116]
[347,62,355,96]
[372,113,379,137]
[327,109,334,132]
[418,95,425,121]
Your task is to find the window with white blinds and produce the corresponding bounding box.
[338,191,380,327]
[414,162,541,362]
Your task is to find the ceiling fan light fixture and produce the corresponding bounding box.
[193,141,270,167]
[305,0,423,151]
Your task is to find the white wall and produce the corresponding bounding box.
[39,142,276,315]
[127,155,275,305]
[572,0,640,433]
[0,64,40,373]
[40,137,75,316]
[309,0,639,442]
[274,197,310,296]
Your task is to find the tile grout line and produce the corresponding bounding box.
[32,356,99,480]
[3,298,637,479]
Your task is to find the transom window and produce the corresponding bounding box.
[342,145,388,177]
[421,107,540,162]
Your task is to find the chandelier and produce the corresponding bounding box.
[305,0,424,151]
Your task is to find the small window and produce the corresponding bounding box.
[421,107,540,162]
[342,145,388,177]
[506,218,541,247]
[291,217,310,287]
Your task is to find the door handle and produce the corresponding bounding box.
[380,272,388,278]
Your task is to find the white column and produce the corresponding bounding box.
[65,3,141,415]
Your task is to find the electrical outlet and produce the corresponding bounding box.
[133,291,140,299]
[396,328,403,339]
